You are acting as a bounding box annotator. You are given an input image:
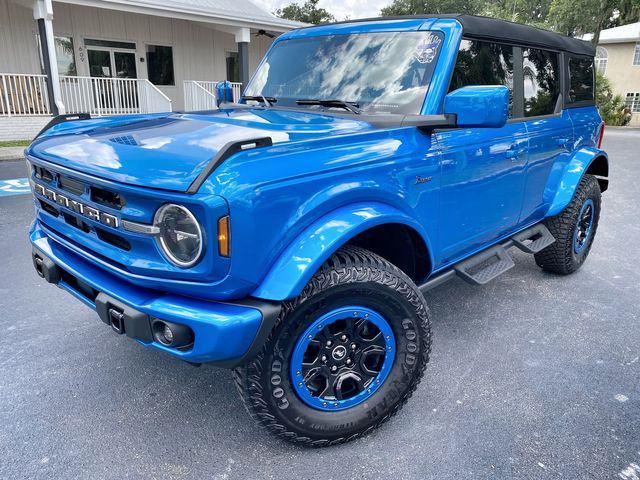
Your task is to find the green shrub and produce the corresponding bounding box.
[597,72,631,126]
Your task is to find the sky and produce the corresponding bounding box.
[255,0,392,21]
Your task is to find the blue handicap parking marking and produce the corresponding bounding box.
[0,178,31,197]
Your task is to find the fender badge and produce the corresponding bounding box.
[415,175,433,185]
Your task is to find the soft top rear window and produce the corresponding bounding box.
[568,56,595,104]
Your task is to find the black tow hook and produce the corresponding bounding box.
[108,307,126,334]
[32,249,60,284]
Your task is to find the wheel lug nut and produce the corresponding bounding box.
[331,365,337,372]
[346,359,352,365]
[321,355,327,362]
[326,340,332,347]
[340,334,347,341]
[351,343,356,350]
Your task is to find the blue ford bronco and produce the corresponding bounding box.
[27,15,607,445]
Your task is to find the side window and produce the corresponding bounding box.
[568,56,595,103]
[449,39,514,117]
[522,48,560,117]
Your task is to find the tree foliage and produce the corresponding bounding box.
[380,0,483,16]
[275,0,335,24]
[378,0,640,44]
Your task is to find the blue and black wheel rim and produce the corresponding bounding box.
[290,306,395,411]
[573,198,595,254]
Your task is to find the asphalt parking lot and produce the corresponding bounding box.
[1,129,639,480]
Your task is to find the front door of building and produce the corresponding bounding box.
[87,48,138,112]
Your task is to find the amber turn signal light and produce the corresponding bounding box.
[218,215,230,257]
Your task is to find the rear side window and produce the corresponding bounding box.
[522,48,560,117]
[449,39,514,116]
[568,56,595,103]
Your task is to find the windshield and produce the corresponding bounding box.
[244,31,444,115]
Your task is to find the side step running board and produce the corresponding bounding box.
[454,245,515,285]
[419,223,555,292]
[511,223,555,254]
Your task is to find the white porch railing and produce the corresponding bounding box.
[1,73,172,116]
[183,80,242,111]
[184,81,217,111]
[0,74,51,116]
[59,76,172,116]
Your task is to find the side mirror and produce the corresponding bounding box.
[216,81,234,107]
[444,85,509,128]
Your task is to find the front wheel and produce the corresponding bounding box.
[535,174,602,274]
[233,246,431,446]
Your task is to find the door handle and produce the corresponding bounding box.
[505,145,523,159]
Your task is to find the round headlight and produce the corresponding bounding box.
[154,204,203,268]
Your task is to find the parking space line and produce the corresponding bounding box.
[0,178,30,197]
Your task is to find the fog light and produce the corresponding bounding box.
[163,324,174,343]
[151,319,194,349]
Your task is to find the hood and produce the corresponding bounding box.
[27,109,373,192]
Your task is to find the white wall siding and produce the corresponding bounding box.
[0,0,275,111]
[0,0,42,75]
[0,116,50,141]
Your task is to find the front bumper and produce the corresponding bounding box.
[30,220,280,365]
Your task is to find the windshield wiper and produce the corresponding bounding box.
[241,95,277,107]
[296,99,361,114]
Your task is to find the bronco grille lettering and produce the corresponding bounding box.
[34,183,119,228]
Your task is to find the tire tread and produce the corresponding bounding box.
[233,245,430,447]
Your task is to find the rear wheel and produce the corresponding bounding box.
[233,246,430,446]
[535,174,601,274]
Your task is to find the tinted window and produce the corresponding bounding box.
[245,31,444,114]
[522,48,560,117]
[146,45,174,86]
[568,57,595,103]
[226,51,239,82]
[449,40,514,116]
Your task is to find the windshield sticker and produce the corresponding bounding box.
[413,34,442,64]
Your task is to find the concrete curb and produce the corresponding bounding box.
[0,147,26,162]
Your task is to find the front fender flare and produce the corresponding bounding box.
[546,147,608,217]
[251,202,431,301]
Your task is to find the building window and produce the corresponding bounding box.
[55,36,77,76]
[85,38,136,50]
[37,35,77,76]
[626,93,640,112]
[226,51,239,83]
[595,46,608,73]
[522,48,560,117]
[146,45,174,86]
[634,43,640,66]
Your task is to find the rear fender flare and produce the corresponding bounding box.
[251,202,432,301]
[546,147,608,217]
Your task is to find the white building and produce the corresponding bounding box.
[0,0,303,140]
[586,22,640,126]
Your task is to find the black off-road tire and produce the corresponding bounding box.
[232,245,431,447]
[534,174,601,274]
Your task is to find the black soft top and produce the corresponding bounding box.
[313,14,595,57]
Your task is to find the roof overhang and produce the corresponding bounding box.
[598,37,639,44]
[52,0,305,33]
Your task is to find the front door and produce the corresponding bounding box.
[434,38,528,267]
[435,124,528,266]
[88,48,138,112]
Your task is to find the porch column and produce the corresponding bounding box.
[235,28,251,90]
[33,0,65,115]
